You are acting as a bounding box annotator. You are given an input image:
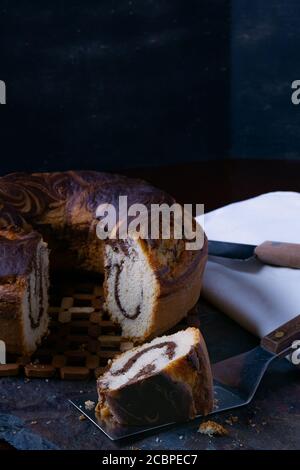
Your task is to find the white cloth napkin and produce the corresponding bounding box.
[196,192,300,338]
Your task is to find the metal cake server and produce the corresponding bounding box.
[69,315,300,440]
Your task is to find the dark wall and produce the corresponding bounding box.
[2,1,299,174]
[231,0,300,160]
[0,1,230,174]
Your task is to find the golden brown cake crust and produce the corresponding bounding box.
[0,277,26,353]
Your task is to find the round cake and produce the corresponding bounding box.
[0,171,207,352]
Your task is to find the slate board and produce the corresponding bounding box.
[0,300,299,450]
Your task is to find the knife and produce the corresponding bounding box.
[208,240,300,268]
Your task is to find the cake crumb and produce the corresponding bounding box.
[225,415,238,426]
[198,420,229,437]
[84,400,95,411]
[30,420,38,425]
[79,414,86,421]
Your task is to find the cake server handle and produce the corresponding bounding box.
[261,314,300,356]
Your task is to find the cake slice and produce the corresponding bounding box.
[96,327,213,425]
[0,229,50,355]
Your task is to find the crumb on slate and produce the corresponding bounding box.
[84,400,95,411]
[198,420,229,437]
[225,415,238,426]
[79,414,86,421]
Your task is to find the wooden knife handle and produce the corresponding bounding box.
[261,315,300,354]
[255,241,300,268]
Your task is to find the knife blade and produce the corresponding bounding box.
[208,240,256,260]
[208,240,300,268]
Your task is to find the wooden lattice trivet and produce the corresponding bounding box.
[0,278,200,380]
[0,279,135,380]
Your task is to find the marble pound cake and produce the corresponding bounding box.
[0,171,207,352]
[96,327,214,425]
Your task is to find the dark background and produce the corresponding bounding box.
[0,1,300,174]
[0,0,230,173]
[232,0,300,160]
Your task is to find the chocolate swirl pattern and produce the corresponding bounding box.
[0,228,49,354]
[110,341,176,378]
[0,171,207,347]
